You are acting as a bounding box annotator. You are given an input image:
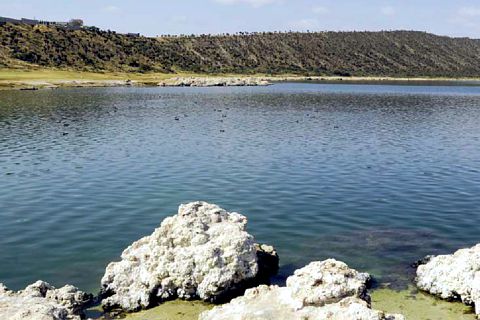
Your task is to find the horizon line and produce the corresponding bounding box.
[2,14,479,40]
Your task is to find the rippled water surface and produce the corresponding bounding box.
[1,83,480,293]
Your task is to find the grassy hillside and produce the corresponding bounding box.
[1,23,480,77]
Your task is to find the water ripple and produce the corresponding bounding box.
[0,83,480,292]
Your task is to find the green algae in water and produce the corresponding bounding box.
[122,301,212,320]
[87,300,213,320]
[86,289,476,320]
[371,287,476,320]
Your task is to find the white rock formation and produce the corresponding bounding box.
[101,201,278,311]
[0,281,91,320]
[286,260,371,306]
[416,243,480,316]
[158,77,271,87]
[200,259,404,320]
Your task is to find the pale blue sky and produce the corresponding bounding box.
[1,0,480,38]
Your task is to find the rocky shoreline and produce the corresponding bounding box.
[0,77,271,91]
[0,80,137,91]
[1,202,478,319]
[100,202,278,311]
[157,77,271,87]
[0,281,92,320]
[201,259,404,320]
[415,244,480,317]
[2,75,479,91]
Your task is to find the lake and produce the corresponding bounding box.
[1,82,480,294]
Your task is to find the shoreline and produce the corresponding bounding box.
[1,69,480,91]
[82,285,477,320]
[1,202,479,319]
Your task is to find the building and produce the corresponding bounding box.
[118,32,142,38]
[38,19,83,30]
[0,16,22,25]
[68,19,84,29]
[0,16,84,30]
[21,18,39,25]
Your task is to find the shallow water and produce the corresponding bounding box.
[371,287,476,319]
[85,300,212,320]
[1,83,480,297]
[85,287,477,320]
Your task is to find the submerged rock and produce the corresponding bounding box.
[416,244,480,317]
[101,202,278,311]
[200,259,405,320]
[0,281,92,320]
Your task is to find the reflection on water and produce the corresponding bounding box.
[0,83,480,295]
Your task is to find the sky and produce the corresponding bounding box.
[1,0,480,38]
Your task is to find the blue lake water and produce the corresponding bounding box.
[1,83,479,293]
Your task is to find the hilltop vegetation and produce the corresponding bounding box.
[1,23,480,77]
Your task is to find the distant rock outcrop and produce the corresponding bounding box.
[101,202,278,312]
[158,77,270,87]
[0,281,92,320]
[416,244,480,317]
[200,259,405,320]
